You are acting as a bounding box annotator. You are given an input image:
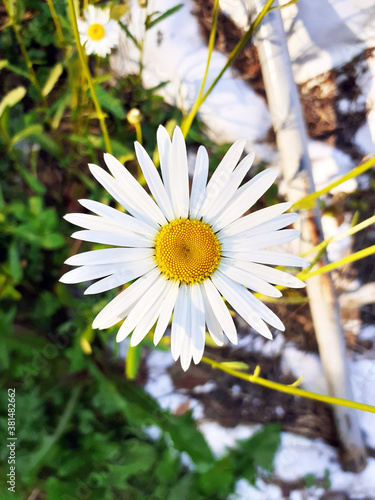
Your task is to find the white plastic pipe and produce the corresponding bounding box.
[248,0,367,471]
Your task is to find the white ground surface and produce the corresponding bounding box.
[115,1,375,498]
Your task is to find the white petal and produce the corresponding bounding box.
[226,213,299,240]
[93,268,160,329]
[201,153,254,222]
[170,126,189,218]
[116,275,168,342]
[226,259,305,288]
[134,142,175,220]
[153,280,179,345]
[218,201,293,238]
[78,199,156,237]
[103,154,168,226]
[214,271,285,331]
[221,229,300,252]
[223,250,309,268]
[130,279,171,346]
[189,146,209,218]
[202,278,237,344]
[212,169,279,231]
[65,247,154,266]
[84,258,156,295]
[60,263,131,284]
[171,284,189,361]
[64,213,154,242]
[211,272,275,339]
[71,230,153,248]
[201,285,224,346]
[219,262,282,298]
[88,163,159,228]
[156,125,173,204]
[190,284,206,364]
[180,286,193,371]
[198,139,246,217]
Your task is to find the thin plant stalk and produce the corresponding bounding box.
[181,0,275,137]
[300,245,375,281]
[45,0,65,48]
[67,0,112,153]
[292,156,375,210]
[202,357,375,415]
[180,0,220,137]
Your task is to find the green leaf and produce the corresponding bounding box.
[95,86,125,119]
[19,169,46,195]
[42,62,64,97]
[0,60,30,79]
[146,4,184,30]
[10,124,43,148]
[198,456,234,495]
[8,241,23,282]
[119,21,139,47]
[0,86,26,118]
[30,133,63,158]
[42,233,66,250]
[237,424,281,473]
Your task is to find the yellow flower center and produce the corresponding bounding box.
[154,218,221,284]
[87,23,105,41]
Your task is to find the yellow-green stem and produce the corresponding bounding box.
[181,0,275,137]
[134,122,143,145]
[292,156,375,210]
[299,245,375,281]
[45,0,65,48]
[67,0,112,153]
[180,0,220,137]
[202,357,375,414]
[126,345,141,380]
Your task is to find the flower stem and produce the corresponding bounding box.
[67,0,112,153]
[201,356,375,414]
[180,0,220,137]
[45,0,65,48]
[181,0,275,137]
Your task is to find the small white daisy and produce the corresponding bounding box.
[77,5,120,58]
[61,126,308,371]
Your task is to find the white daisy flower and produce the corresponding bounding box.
[61,126,308,371]
[77,5,120,58]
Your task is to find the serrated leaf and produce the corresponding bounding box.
[0,86,26,117]
[237,423,281,472]
[42,62,64,96]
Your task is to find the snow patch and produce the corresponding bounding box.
[198,421,260,458]
[281,344,328,395]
